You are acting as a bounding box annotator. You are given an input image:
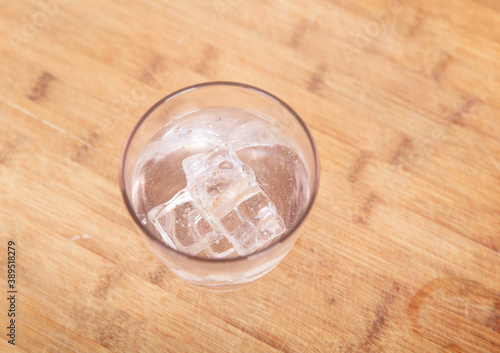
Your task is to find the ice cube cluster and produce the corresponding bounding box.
[147,144,285,258]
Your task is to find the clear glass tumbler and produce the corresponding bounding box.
[119,82,319,291]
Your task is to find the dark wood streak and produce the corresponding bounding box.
[149,266,167,286]
[89,131,100,145]
[488,300,500,334]
[359,282,400,351]
[98,310,135,349]
[431,52,451,81]
[72,131,100,163]
[407,13,423,37]
[72,144,89,163]
[446,95,479,125]
[140,55,162,86]
[346,151,371,183]
[307,64,328,93]
[27,72,54,101]
[390,135,413,165]
[442,344,463,353]
[0,141,15,165]
[353,193,380,225]
[196,45,218,75]
[94,270,123,299]
[289,20,308,48]
[223,317,294,353]
[0,135,27,166]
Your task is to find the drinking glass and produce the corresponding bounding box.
[119,82,319,291]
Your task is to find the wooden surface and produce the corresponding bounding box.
[1,0,500,352]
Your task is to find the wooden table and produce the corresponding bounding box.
[1,0,499,352]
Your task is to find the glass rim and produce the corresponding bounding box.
[118,81,320,263]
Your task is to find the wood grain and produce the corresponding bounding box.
[1,0,500,352]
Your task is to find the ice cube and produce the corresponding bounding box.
[182,144,286,257]
[147,189,216,256]
[238,193,285,237]
[204,234,237,259]
[219,192,285,255]
[182,144,260,218]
